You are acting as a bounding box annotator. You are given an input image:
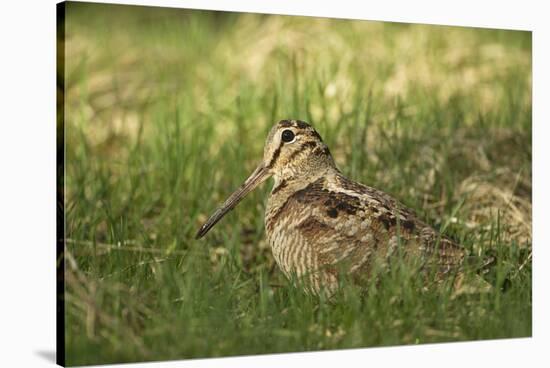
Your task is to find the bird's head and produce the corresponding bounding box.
[195,119,335,239]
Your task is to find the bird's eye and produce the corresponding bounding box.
[281,129,295,143]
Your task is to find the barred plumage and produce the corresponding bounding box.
[197,119,465,295]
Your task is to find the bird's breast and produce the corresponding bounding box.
[265,190,317,277]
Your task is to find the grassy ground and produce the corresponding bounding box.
[62,3,532,366]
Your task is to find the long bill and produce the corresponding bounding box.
[195,164,271,239]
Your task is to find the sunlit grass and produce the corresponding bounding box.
[62,2,531,366]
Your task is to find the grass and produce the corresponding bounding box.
[61,2,532,366]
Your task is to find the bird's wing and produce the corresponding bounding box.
[286,174,465,278]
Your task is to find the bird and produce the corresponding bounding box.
[196,119,468,296]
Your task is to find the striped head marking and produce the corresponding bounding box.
[263,120,335,180]
[196,119,335,239]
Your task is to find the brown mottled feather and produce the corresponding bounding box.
[266,172,464,294]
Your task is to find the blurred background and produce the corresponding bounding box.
[61,2,531,365]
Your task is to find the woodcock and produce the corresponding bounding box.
[196,119,465,295]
